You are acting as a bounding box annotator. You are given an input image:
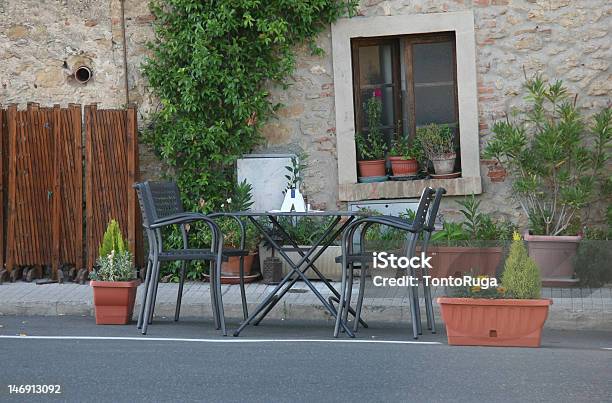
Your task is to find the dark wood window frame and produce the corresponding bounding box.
[351,32,459,143]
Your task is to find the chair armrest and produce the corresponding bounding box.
[149,213,219,229]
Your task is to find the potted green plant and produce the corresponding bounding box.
[356,97,387,179]
[388,136,420,176]
[416,123,456,175]
[483,75,611,285]
[428,195,516,278]
[90,219,139,325]
[438,232,552,347]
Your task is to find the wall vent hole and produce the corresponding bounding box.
[74,66,92,84]
[489,330,497,338]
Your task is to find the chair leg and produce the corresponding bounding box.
[214,255,227,336]
[407,274,419,339]
[239,256,248,321]
[175,260,188,322]
[424,277,436,333]
[342,264,354,328]
[137,259,152,329]
[148,264,161,325]
[333,256,349,338]
[209,261,220,330]
[353,264,367,333]
[411,266,422,335]
[142,258,160,335]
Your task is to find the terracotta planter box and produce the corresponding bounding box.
[389,157,418,176]
[438,297,552,347]
[524,233,581,287]
[91,279,140,325]
[425,246,503,278]
[357,159,386,177]
[221,253,256,277]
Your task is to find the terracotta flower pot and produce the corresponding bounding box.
[437,297,552,347]
[431,153,456,174]
[221,253,255,277]
[524,232,581,287]
[389,157,418,176]
[91,279,140,325]
[357,159,386,177]
[423,246,503,278]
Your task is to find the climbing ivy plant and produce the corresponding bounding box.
[142,0,357,211]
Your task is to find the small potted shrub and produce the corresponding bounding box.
[438,232,552,347]
[356,96,387,179]
[388,136,420,176]
[90,220,139,325]
[416,123,456,175]
[483,75,611,285]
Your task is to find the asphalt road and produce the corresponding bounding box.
[0,315,610,403]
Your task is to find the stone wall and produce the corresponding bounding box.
[1,0,610,224]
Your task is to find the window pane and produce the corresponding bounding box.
[361,88,395,130]
[359,44,393,85]
[414,85,455,126]
[413,41,453,84]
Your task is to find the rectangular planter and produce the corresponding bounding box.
[425,246,503,278]
[524,233,581,287]
[259,245,342,281]
[437,297,552,347]
[91,280,140,325]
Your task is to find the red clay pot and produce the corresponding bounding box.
[437,297,552,347]
[423,246,503,278]
[357,159,386,177]
[91,279,140,325]
[524,232,581,287]
[221,253,255,277]
[389,157,418,176]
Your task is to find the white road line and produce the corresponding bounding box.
[0,335,441,345]
[602,348,612,350]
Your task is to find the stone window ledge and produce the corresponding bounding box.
[339,177,482,202]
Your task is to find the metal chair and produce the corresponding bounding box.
[134,181,227,335]
[333,187,438,339]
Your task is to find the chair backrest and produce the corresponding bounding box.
[133,181,184,227]
[411,187,437,233]
[424,187,446,233]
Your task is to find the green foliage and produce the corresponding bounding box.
[416,123,455,159]
[90,250,135,282]
[143,0,357,211]
[501,234,541,299]
[483,75,612,235]
[574,240,612,287]
[271,216,335,246]
[389,136,423,161]
[285,153,308,191]
[98,219,127,259]
[142,1,356,279]
[356,97,387,160]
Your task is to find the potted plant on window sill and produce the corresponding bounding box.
[417,123,457,175]
[483,75,611,286]
[90,220,139,325]
[388,137,420,176]
[356,96,388,180]
[438,232,552,347]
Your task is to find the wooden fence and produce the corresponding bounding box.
[0,104,140,282]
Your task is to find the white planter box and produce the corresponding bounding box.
[258,244,343,281]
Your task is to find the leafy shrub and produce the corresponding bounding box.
[98,219,126,259]
[356,97,387,160]
[501,232,541,299]
[483,75,611,236]
[416,123,455,159]
[90,250,135,282]
[574,240,612,287]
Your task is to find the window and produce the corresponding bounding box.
[352,32,459,149]
[331,11,482,200]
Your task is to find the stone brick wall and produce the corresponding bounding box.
[1,0,610,224]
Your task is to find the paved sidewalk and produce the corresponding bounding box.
[1,280,611,330]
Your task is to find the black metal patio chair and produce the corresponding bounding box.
[134,181,229,335]
[333,187,442,339]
